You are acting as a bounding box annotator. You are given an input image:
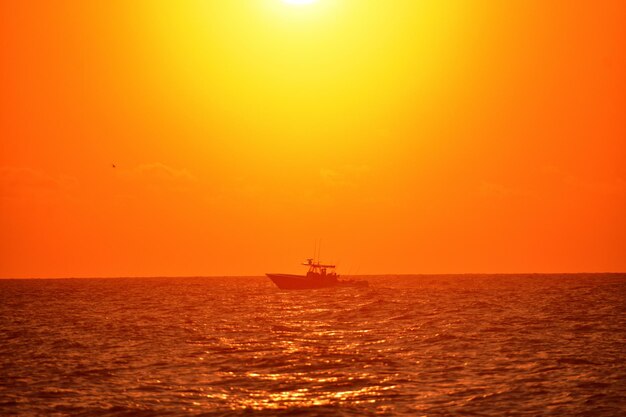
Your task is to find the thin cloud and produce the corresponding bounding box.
[320,165,370,188]
[477,181,528,198]
[0,166,78,200]
[539,165,626,196]
[113,163,199,201]
[129,163,197,182]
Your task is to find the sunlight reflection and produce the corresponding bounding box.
[206,370,400,411]
[213,382,396,410]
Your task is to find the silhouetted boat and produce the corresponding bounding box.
[266,258,368,290]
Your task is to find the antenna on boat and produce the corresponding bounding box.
[317,239,322,264]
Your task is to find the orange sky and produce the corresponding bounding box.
[1,0,625,278]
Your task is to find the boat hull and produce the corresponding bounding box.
[266,273,368,290]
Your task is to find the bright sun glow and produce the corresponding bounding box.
[283,0,317,5]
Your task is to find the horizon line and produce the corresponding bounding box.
[1,271,625,280]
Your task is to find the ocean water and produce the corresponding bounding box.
[1,274,625,416]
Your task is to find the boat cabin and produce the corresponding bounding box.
[302,258,338,280]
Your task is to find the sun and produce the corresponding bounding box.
[282,0,317,5]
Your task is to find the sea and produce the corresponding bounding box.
[1,274,625,416]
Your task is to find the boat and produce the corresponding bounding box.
[266,258,368,290]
